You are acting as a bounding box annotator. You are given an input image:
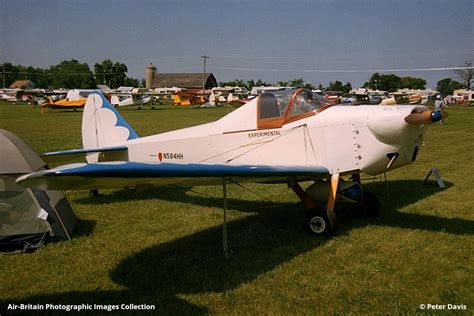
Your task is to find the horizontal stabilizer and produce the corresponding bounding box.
[41,146,128,162]
[17,162,330,191]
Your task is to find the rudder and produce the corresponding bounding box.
[82,92,139,162]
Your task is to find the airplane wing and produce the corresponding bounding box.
[16,162,330,191]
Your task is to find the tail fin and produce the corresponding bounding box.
[82,92,139,152]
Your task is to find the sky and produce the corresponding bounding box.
[1,0,473,88]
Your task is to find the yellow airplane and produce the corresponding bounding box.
[40,89,92,113]
[172,91,207,106]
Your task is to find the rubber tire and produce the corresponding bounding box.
[306,207,337,236]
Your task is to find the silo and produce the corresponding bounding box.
[145,63,157,89]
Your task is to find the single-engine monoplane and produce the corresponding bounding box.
[17,88,447,253]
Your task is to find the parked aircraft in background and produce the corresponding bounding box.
[40,89,95,113]
[0,92,17,102]
[172,91,207,106]
[209,87,249,107]
[381,94,422,105]
[110,94,154,109]
[17,88,448,254]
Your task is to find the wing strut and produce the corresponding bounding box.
[222,179,229,258]
[326,173,339,229]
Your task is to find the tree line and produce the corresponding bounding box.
[1,59,141,89]
[221,75,427,94]
[221,73,469,95]
[219,78,353,93]
[220,61,472,95]
[3,59,471,95]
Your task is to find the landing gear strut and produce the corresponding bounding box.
[289,174,339,236]
[291,173,380,236]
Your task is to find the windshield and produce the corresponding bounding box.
[273,89,332,116]
[257,88,334,130]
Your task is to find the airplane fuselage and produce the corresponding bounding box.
[122,104,427,177]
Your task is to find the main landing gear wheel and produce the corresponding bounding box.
[353,190,380,218]
[306,207,337,236]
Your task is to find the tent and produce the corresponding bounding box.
[0,129,78,252]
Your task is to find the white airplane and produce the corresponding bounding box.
[17,88,447,253]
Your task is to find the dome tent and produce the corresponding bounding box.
[0,129,78,252]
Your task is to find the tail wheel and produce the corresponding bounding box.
[306,207,337,236]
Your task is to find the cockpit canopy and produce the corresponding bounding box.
[257,88,334,130]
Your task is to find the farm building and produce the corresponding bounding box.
[9,80,35,89]
[151,73,218,90]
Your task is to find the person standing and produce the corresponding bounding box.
[434,96,443,111]
[434,96,445,125]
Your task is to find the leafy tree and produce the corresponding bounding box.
[219,79,247,88]
[453,60,473,90]
[364,73,402,92]
[326,81,351,93]
[1,63,20,87]
[326,81,343,92]
[220,78,318,90]
[436,78,465,95]
[400,76,426,89]
[289,78,305,87]
[1,63,53,88]
[278,78,315,89]
[343,82,352,93]
[123,77,140,87]
[304,82,316,90]
[22,66,52,88]
[94,59,128,88]
[364,73,426,91]
[245,80,254,90]
[49,59,96,89]
[254,79,270,87]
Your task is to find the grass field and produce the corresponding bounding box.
[0,101,473,314]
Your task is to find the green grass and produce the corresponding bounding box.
[0,102,473,314]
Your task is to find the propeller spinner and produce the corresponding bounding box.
[404,110,449,125]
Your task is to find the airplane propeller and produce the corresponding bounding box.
[404,110,449,125]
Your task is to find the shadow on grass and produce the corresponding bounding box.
[72,219,97,238]
[2,179,473,314]
[75,179,470,235]
[361,180,473,235]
